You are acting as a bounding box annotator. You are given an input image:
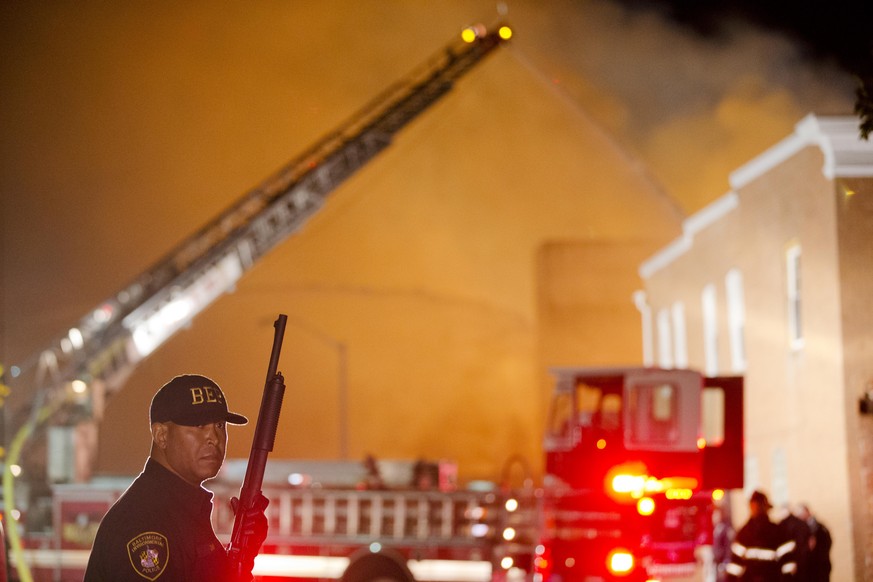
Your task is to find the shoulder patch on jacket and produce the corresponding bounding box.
[127,531,169,580]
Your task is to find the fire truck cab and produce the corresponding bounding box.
[539,367,743,581]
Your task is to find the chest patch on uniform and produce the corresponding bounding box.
[127,531,169,580]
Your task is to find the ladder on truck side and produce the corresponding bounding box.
[213,486,500,548]
[205,481,542,581]
[4,23,511,440]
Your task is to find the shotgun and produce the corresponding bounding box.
[227,314,287,578]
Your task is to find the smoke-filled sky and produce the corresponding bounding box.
[0,0,864,481]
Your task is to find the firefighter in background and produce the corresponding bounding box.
[725,490,797,581]
[358,454,386,490]
[797,504,832,581]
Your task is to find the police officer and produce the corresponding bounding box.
[84,374,269,581]
[725,490,797,581]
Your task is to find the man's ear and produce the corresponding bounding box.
[151,422,169,449]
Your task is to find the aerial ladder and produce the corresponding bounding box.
[5,22,511,439]
[0,21,511,579]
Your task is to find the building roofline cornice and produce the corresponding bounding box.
[639,114,872,280]
[639,192,738,280]
[730,114,873,189]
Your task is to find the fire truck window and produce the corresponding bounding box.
[600,393,622,430]
[701,387,725,446]
[652,384,674,422]
[548,392,573,437]
[627,382,679,445]
[576,383,602,417]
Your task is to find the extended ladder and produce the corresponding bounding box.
[5,24,511,429]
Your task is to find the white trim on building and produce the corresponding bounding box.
[731,114,873,187]
[671,301,688,369]
[633,290,654,367]
[701,283,719,377]
[725,269,746,373]
[656,307,674,369]
[640,115,873,281]
[639,192,738,280]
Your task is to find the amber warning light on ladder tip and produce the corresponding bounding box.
[461,24,512,43]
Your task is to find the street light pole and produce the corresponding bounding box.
[278,314,349,460]
[337,342,348,460]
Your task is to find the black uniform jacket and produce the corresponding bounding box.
[84,458,234,581]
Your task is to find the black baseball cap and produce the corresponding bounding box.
[149,374,248,426]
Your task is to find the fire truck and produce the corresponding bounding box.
[210,366,741,582]
[1,20,744,582]
[535,367,743,581]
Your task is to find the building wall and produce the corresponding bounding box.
[835,177,873,582]
[733,148,853,581]
[640,134,872,580]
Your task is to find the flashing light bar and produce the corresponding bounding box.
[611,474,647,495]
[665,488,694,500]
[609,464,699,501]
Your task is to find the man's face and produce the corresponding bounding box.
[160,421,227,486]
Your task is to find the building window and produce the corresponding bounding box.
[671,301,688,369]
[725,269,746,372]
[702,284,719,376]
[656,308,673,369]
[786,243,804,350]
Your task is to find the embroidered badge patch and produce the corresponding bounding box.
[127,531,169,580]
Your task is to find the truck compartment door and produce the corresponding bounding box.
[700,376,744,490]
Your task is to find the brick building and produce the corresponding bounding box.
[635,115,873,581]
